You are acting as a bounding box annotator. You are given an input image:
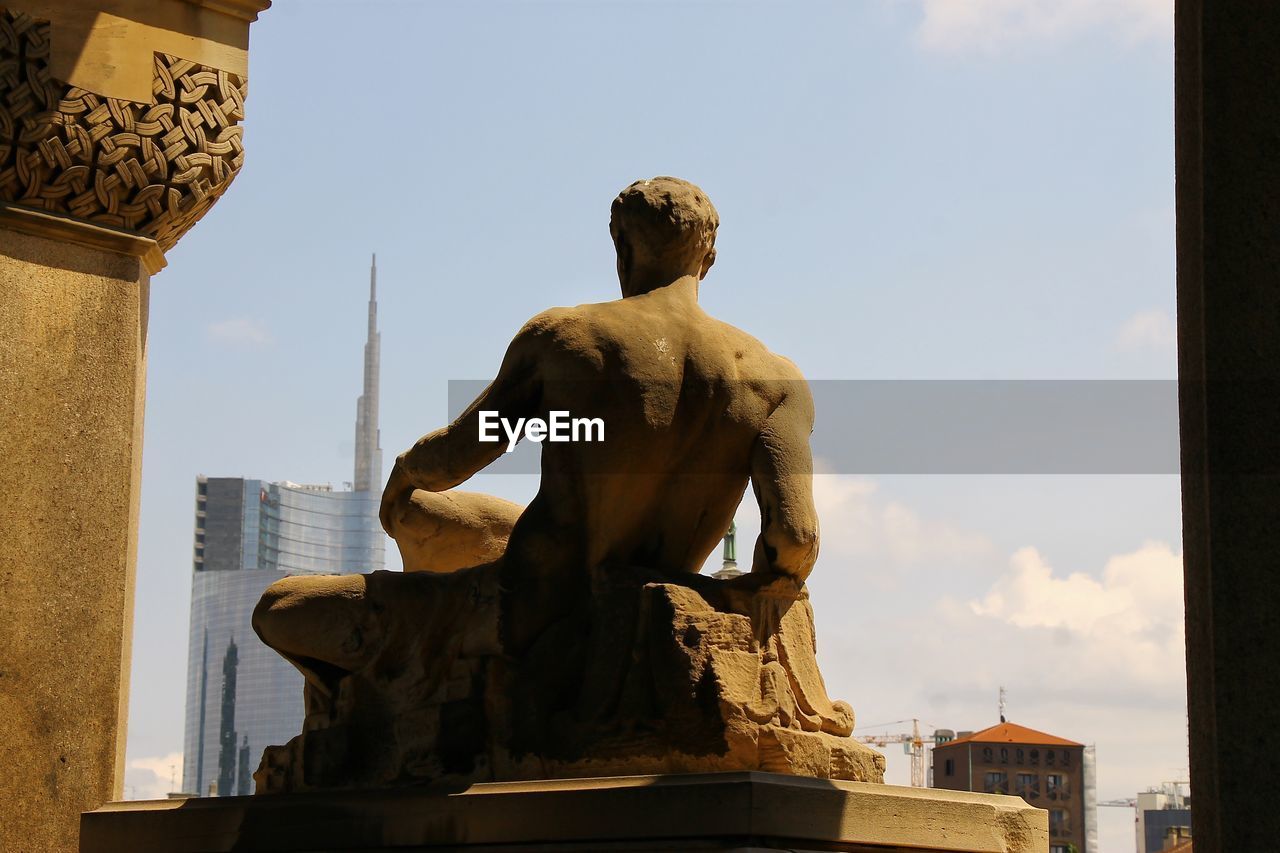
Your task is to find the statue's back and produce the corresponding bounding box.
[528,287,796,575]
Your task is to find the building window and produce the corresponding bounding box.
[1000,747,1009,764]
[1046,749,1056,766]
[945,758,954,776]
[1061,750,1071,767]
[1015,773,1040,800]
[983,772,1009,794]
[1050,846,1070,853]
[1030,748,1040,765]
[982,747,993,763]
[1049,809,1070,837]
[1016,747,1024,764]
[1047,774,1070,800]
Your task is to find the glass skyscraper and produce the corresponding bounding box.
[180,257,385,796]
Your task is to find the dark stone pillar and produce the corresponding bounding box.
[1176,2,1280,851]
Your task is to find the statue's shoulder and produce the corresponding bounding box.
[518,305,578,336]
[513,304,607,358]
[759,352,811,408]
[705,315,807,382]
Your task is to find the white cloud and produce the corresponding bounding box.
[973,543,1182,635]
[814,534,1187,809]
[1116,308,1176,352]
[916,0,1172,55]
[714,473,993,581]
[963,541,1186,696]
[206,317,274,348]
[125,751,182,800]
[714,475,1187,823]
[812,474,994,565]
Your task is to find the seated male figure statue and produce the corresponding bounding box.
[252,177,879,790]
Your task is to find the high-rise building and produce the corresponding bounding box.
[180,257,385,796]
[353,255,381,493]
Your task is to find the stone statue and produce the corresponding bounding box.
[252,177,884,792]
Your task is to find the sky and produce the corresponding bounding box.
[123,2,1181,850]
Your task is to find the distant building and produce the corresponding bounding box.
[1137,784,1191,853]
[931,721,1093,853]
[180,257,385,796]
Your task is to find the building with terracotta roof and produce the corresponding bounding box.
[932,721,1088,853]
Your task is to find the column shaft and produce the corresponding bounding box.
[0,227,149,853]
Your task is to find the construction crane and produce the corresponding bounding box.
[855,693,1005,789]
[1098,780,1189,811]
[854,718,934,788]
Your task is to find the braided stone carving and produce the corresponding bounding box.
[0,9,246,251]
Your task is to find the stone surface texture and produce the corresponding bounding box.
[1,9,250,251]
[13,0,263,103]
[388,489,523,574]
[0,227,148,853]
[255,570,883,792]
[252,178,885,791]
[81,772,1049,853]
[0,2,268,850]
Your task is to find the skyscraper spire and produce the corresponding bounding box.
[353,253,382,492]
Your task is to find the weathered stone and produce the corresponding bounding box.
[81,773,1049,853]
[388,489,523,573]
[0,4,268,849]
[0,222,148,853]
[252,177,882,792]
[0,8,260,253]
[253,571,883,792]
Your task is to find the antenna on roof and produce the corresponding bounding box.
[999,686,1007,723]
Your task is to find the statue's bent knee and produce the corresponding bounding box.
[252,574,384,674]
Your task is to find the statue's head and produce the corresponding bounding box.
[610,177,719,297]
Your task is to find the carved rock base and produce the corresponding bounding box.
[255,570,885,793]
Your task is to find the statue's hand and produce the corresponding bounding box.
[379,456,414,536]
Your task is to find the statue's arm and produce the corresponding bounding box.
[748,381,820,582]
[380,323,544,531]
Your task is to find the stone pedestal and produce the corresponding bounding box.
[81,772,1048,852]
[0,3,267,850]
[255,570,885,794]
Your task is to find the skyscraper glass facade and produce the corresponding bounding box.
[180,478,384,796]
[181,257,385,796]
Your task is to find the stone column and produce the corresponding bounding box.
[0,3,268,850]
[1176,1,1280,851]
